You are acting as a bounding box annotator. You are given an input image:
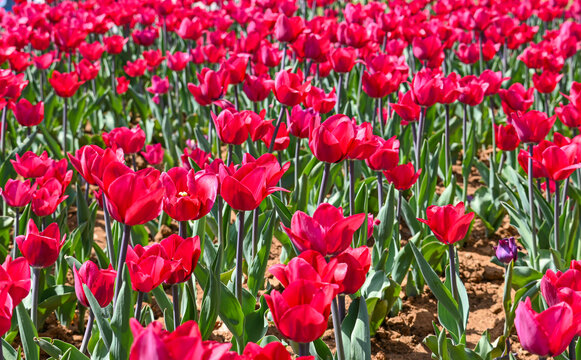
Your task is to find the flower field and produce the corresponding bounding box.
[0,0,581,359]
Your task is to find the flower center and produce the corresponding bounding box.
[178,191,189,197]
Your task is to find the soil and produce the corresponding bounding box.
[29,151,539,359]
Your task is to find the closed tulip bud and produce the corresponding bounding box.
[211,109,250,145]
[411,68,443,107]
[16,219,65,268]
[49,71,83,98]
[508,110,555,144]
[283,203,365,256]
[417,202,474,245]
[243,74,274,102]
[367,214,380,240]
[10,151,52,178]
[494,124,521,151]
[308,114,355,163]
[161,167,218,222]
[533,71,563,94]
[391,91,421,124]
[362,70,402,99]
[274,14,304,43]
[13,98,43,127]
[265,280,337,343]
[273,70,311,107]
[98,162,164,226]
[102,125,146,154]
[0,179,36,209]
[514,298,576,357]
[73,260,116,308]
[494,237,519,264]
[383,162,422,191]
[160,234,201,284]
[498,83,535,114]
[331,246,371,294]
[329,46,356,73]
[132,28,159,47]
[555,103,581,128]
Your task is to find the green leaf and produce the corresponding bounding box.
[82,284,112,350]
[1,338,18,360]
[16,303,39,360]
[341,297,371,360]
[511,266,542,289]
[151,286,174,332]
[270,196,292,228]
[199,267,220,340]
[110,267,132,360]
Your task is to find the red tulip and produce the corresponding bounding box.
[556,103,581,128]
[242,110,273,142]
[498,83,535,115]
[146,76,170,96]
[68,145,124,186]
[124,59,147,78]
[242,153,290,187]
[126,243,176,293]
[411,68,443,107]
[132,28,159,47]
[219,161,288,211]
[0,256,31,307]
[533,71,563,94]
[265,280,337,343]
[8,51,31,73]
[103,35,127,55]
[243,74,274,102]
[412,35,444,68]
[269,250,339,287]
[0,287,13,337]
[303,33,331,63]
[336,22,369,48]
[31,179,68,217]
[102,125,146,154]
[514,297,576,357]
[73,260,116,308]
[563,82,581,109]
[288,105,320,139]
[116,76,130,94]
[329,47,356,73]
[161,167,218,222]
[79,41,105,62]
[383,162,422,191]
[365,136,400,171]
[517,140,553,179]
[347,122,380,160]
[362,70,402,99]
[166,51,191,72]
[221,55,248,85]
[508,110,556,144]
[541,261,581,307]
[439,73,460,105]
[283,203,365,256]
[177,18,203,41]
[143,49,165,71]
[33,52,57,70]
[273,70,311,107]
[308,114,355,163]
[261,121,290,151]
[187,68,228,107]
[181,146,211,171]
[332,246,371,294]
[540,145,581,181]
[479,70,510,96]
[0,179,36,208]
[274,14,304,43]
[211,109,249,145]
[417,202,475,245]
[160,234,201,284]
[12,98,43,127]
[391,91,421,124]
[457,75,488,106]
[16,219,65,268]
[49,71,83,98]
[304,87,336,114]
[76,59,100,82]
[494,123,521,151]
[242,341,313,360]
[141,144,164,165]
[98,162,164,226]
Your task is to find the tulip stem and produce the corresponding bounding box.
[545,178,551,203]
[12,209,19,259]
[397,190,402,244]
[62,97,68,154]
[252,208,259,258]
[0,107,6,156]
[113,224,132,306]
[554,180,560,252]
[233,84,240,111]
[379,97,385,136]
[570,337,577,360]
[298,342,310,357]
[445,104,451,182]
[317,162,331,205]
[377,172,384,208]
[102,195,115,266]
[134,291,144,320]
[79,310,94,354]
[172,284,180,328]
[217,196,224,254]
[235,211,245,304]
[338,294,346,321]
[268,107,286,153]
[227,144,233,166]
[448,245,459,301]
[562,179,569,211]
[498,152,505,174]
[415,107,425,169]
[132,154,137,171]
[527,144,539,270]
[31,267,40,329]
[349,160,355,215]
[336,73,343,114]
[294,139,301,194]
[462,103,468,204]
[331,297,346,360]
[489,98,497,187]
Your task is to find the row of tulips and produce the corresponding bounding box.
[2,0,581,359]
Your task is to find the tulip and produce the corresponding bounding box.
[308,114,356,163]
[146,76,170,96]
[10,151,51,178]
[391,91,421,125]
[0,256,31,308]
[331,246,371,295]
[126,243,176,293]
[412,35,444,68]
[410,68,443,108]
[103,35,127,55]
[124,59,147,78]
[329,47,356,73]
[187,68,228,106]
[498,83,534,115]
[243,74,274,102]
[116,76,130,94]
[176,17,203,41]
[16,219,65,269]
[0,179,36,209]
[556,103,581,128]
[383,163,422,191]
[269,250,339,287]
[265,280,337,343]
[242,110,273,142]
[242,341,312,359]
[417,202,475,245]
[31,179,68,217]
[274,14,304,43]
[533,71,563,94]
[458,76,488,107]
[508,110,556,144]
[304,87,336,114]
[160,167,218,222]
[141,143,164,165]
[479,70,510,96]
[336,22,368,48]
[0,287,13,337]
[49,70,83,98]
[494,237,519,264]
[362,70,401,99]
[102,125,146,155]
[273,70,311,107]
[211,109,250,145]
[365,136,400,171]
[288,106,319,139]
[12,98,44,127]
[517,140,553,179]
[76,59,100,82]
[79,41,105,62]
[181,146,211,171]
[166,51,191,72]
[132,28,159,47]
[514,298,576,357]
[494,124,521,151]
[283,203,365,256]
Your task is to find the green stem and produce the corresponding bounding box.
[113,224,132,306]
[235,211,245,303]
[31,267,40,329]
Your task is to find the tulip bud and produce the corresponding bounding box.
[494,237,519,264]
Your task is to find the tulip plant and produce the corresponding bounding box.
[2,0,581,359]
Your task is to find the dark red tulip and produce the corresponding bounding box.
[332,246,371,294]
[556,103,581,128]
[383,162,422,191]
[243,74,274,102]
[533,71,564,94]
[508,110,556,144]
[498,83,535,115]
[98,162,164,226]
[17,219,65,268]
[102,125,146,154]
[49,71,83,98]
[160,234,201,284]
[417,202,475,245]
[273,70,311,107]
[0,179,36,209]
[288,105,319,139]
[283,203,365,256]
[494,123,521,151]
[161,167,218,222]
[126,243,176,293]
[10,151,52,178]
[132,28,159,47]
[265,280,337,343]
[73,260,116,308]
